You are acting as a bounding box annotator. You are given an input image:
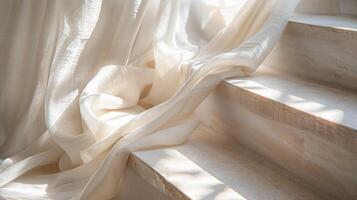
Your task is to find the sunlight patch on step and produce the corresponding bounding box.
[136,149,247,200]
[227,78,346,124]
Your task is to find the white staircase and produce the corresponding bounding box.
[120,8,357,200]
[198,71,357,199]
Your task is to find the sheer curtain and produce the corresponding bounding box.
[0,0,299,199]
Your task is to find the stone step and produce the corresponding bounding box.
[197,71,357,200]
[262,13,357,90]
[128,125,329,200]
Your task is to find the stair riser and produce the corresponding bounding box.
[340,0,357,15]
[296,0,357,15]
[262,21,357,91]
[118,167,168,200]
[197,83,357,200]
[296,0,340,14]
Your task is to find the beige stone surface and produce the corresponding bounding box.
[295,0,341,14]
[295,0,357,15]
[117,167,168,200]
[129,125,328,200]
[262,14,357,90]
[225,72,357,150]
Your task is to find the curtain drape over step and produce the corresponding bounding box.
[0,0,299,199]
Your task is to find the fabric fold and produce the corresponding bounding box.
[0,0,300,199]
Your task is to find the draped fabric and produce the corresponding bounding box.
[0,0,299,199]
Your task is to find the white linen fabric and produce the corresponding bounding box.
[0,0,299,199]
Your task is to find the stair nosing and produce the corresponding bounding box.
[289,14,357,33]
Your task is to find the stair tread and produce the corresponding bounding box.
[128,125,327,200]
[291,13,357,31]
[225,72,357,133]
